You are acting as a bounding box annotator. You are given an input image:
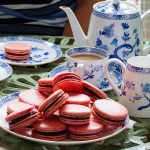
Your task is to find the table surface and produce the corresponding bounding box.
[0,36,150,150]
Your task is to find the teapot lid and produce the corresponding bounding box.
[93,1,140,20]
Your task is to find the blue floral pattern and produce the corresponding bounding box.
[99,23,115,38]
[96,21,141,63]
[122,81,150,111]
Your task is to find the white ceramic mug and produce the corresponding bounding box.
[65,47,109,89]
[104,56,150,118]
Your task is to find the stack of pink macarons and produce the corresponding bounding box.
[4,41,32,60]
[5,72,128,141]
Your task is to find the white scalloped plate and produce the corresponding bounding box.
[0,61,13,81]
[0,37,62,66]
[0,92,129,145]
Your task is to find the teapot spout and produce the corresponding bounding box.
[60,6,88,46]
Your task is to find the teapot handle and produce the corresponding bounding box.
[141,9,150,55]
[104,58,126,96]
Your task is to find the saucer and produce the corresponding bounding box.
[49,63,122,92]
[0,37,62,66]
[0,61,13,81]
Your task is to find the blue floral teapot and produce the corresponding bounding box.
[61,0,150,62]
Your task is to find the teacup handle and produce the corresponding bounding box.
[141,9,150,55]
[104,58,126,96]
[75,64,85,80]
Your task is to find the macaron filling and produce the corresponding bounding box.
[9,111,37,125]
[33,129,66,136]
[39,85,53,88]
[93,109,126,123]
[5,52,29,56]
[83,86,102,98]
[43,93,67,113]
[59,115,90,120]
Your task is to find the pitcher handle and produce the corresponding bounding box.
[104,58,126,96]
[141,9,150,55]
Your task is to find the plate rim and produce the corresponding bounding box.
[49,63,122,92]
[0,92,128,145]
[0,61,13,81]
[0,36,62,66]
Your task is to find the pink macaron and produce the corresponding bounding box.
[67,118,104,140]
[66,93,91,107]
[32,118,67,141]
[19,89,47,108]
[38,89,69,118]
[7,100,32,114]
[59,104,91,125]
[53,72,83,93]
[92,99,128,126]
[4,41,31,60]
[38,78,53,93]
[5,105,40,130]
[82,81,108,102]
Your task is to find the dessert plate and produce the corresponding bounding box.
[0,92,128,145]
[0,61,13,81]
[0,37,62,66]
[49,63,123,92]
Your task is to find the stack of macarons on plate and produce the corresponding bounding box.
[2,72,129,144]
[4,41,32,60]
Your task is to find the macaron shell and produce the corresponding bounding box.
[59,104,91,116]
[68,118,104,134]
[10,114,40,130]
[32,118,67,141]
[68,132,103,141]
[19,89,47,108]
[4,41,31,54]
[33,118,66,132]
[38,89,68,118]
[93,100,128,120]
[53,72,81,85]
[6,105,35,121]
[59,104,91,125]
[68,119,104,140]
[82,81,108,101]
[44,93,68,118]
[66,93,91,106]
[4,53,30,60]
[92,110,126,126]
[32,132,67,141]
[53,80,83,93]
[38,85,53,93]
[38,78,53,84]
[38,89,64,112]
[38,78,53,92]
[7,101,32,114]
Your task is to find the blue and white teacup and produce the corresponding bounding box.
[65,47,109,88]
[104,56,150,118]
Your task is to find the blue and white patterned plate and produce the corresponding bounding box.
[49,63,123,92]
[0,61,13,81]
[0,92,128,145]
[0,37,62,66]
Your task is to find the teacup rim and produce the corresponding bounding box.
[127,56,150,69]
[65,46,109,62]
